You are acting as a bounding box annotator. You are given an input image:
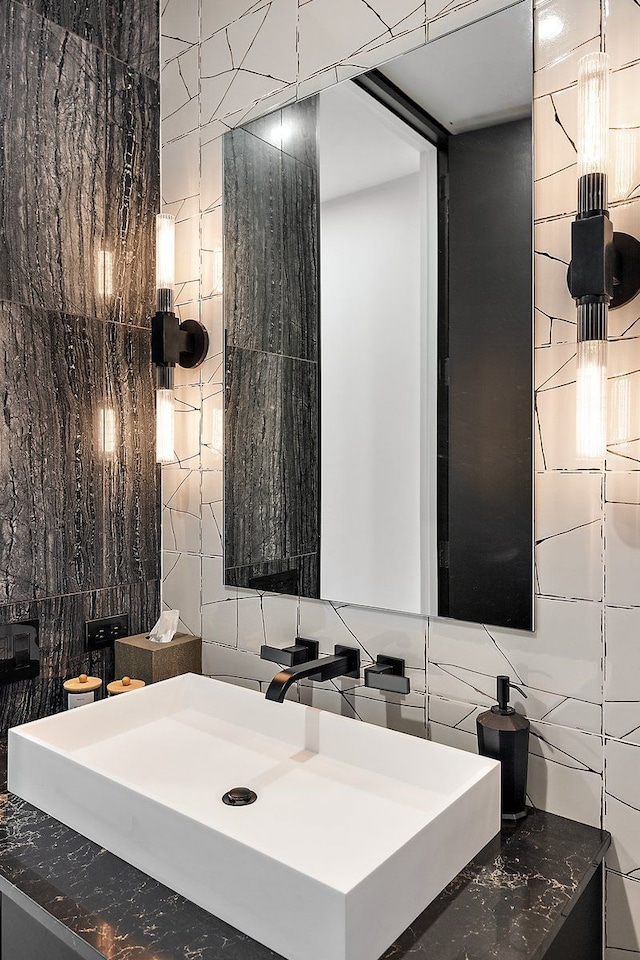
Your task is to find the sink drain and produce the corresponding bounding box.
[222,786,258,807]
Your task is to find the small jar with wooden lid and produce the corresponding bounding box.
[107,676,145,696]
[63,674,102,710]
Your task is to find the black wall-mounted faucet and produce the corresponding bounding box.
[264,645,360,703]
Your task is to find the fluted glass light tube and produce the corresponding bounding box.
[577,52,609,181]
[156,388,175,464]
[576,338,607,460]
[156,213,175,312]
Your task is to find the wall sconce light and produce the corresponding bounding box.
[97,249,114,301]
[152,214,209,463]
[568,52,640,460]
[99,407,117,457]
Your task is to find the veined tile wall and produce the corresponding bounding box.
[0,0,160,728]
[160,0,640,952]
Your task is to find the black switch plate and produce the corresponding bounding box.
[85,614,130,651]
[0,620,40,683]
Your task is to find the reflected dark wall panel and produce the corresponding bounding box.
[0,0,160,731]
[225,554,319,599]
[224,99,320,597]
[440,118,533,630]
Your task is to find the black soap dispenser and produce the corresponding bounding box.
[477,676,529,821]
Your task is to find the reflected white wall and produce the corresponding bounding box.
[320,172,428,613]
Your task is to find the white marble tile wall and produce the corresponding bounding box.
[160,0,640,951]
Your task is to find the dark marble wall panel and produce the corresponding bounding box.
[100,321,159,585]
[0,4,107,316]
[0,306,160,603]
[0,0,160,732]
[20,0,159,79]
[105,0,160,81]
[0,580,159,730]
[225,346,318,578]
[0,303,102,603]
[0,3,159,325]
[21,0,105,47]
[104,59,160,326]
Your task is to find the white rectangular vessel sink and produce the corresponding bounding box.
[9,674,500,960]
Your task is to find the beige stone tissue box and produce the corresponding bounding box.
[114,632,202,686]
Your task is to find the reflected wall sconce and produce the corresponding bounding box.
[211,403,223,454]
[568,52,640,460]
[152,214,209,463]
[611,128,637,203]
[212,248,224,296]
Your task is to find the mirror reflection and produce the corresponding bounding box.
[319,82,437,614]
[223,2,533,628]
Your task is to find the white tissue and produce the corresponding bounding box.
[148,609,180,644]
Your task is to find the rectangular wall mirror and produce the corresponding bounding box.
[223,1,533,630]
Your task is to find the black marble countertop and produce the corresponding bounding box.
[0,740,610,960]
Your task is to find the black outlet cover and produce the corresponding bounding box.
[85,614,130,651]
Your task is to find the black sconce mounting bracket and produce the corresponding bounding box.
[151,311,209,369]
[608,232,640,308]
[568,219,640,310]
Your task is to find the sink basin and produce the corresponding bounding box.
[8,674,500,960]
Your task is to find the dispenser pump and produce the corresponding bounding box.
[494,675,527,716]
[477,675,530,821]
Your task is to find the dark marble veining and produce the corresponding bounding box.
[224,96,320,594]
[224,128,286,357]
[382,815,608,959]
[20,0,159,80]
[100,323,160,586]
[0,4,107,317]
[281,150,319,364]
[0,304,101,602]
[105,0,160,82]
[0,2,159,322]
[224,98,319,361]
[225,346,319,573]
[0,736,610,960]
[0,582,159,731]
[0,306,159,604]
[224,554,319,599]
[20,0,104,48]
[104,59,160,325]
[0,0,160,733]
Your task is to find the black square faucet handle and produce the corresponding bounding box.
[364,655,411,695]
[260,637,319,667]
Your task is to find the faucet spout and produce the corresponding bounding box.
[265,646,360,703]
